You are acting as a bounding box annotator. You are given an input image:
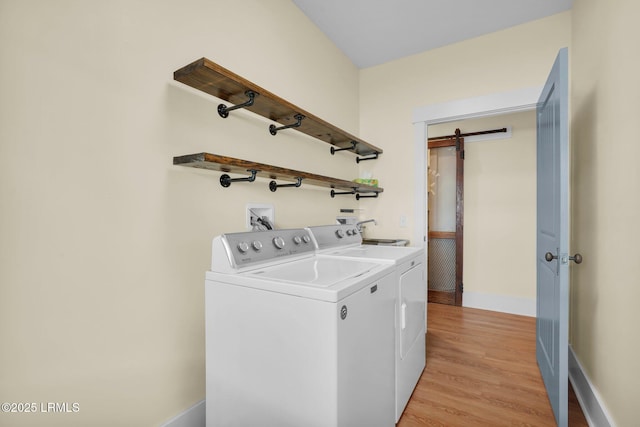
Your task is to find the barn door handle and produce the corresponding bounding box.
[544,252,557,262]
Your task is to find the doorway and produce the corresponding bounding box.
[422,110,538,315]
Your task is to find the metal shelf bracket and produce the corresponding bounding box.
[220,169,258,187]
[269,114,305,136]
[330,141,357,155]
[217,91,258,118]
[269,177,303,192]
[356,152,379,163]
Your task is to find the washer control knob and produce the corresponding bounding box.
[293,236,302,245]
[346,229,353,236]
[251,241,263,251]
[335,229,345,238]
[237,242,250,253]
[273,236,286,249]
[352,228,359,235]
[302,235,311,244]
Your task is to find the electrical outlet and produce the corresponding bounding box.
[399,215,407,228]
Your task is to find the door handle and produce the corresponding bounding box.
[569,253,583,264]
[545,252,583,264]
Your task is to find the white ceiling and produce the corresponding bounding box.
[292,0,573,69]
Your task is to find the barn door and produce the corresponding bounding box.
[427,130,464,306]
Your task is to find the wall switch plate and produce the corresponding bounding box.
[400,215,407,228]
[246,203,275,230]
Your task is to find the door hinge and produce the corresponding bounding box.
[460,282,464,293]
[460,150,465,160]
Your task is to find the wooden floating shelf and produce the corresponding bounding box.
[173,153,383,196]
[174,58,383,159]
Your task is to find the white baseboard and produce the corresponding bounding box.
[569,346,616,427]
[462,291,536,317]
[159,400,205,427]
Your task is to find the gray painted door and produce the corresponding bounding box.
[536,47,569,427]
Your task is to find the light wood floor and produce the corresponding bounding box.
[398,303,588,426]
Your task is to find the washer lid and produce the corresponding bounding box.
[323,245,424,264]
[248,257,380,287]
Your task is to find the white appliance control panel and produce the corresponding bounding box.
[211,228,315,272]
[307,224,362,250]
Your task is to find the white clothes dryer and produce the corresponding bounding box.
[307,224,427,423]
[205,228,396,427]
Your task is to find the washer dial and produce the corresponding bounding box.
[272,236,286,249]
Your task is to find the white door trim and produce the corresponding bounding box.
[411,85,543,248]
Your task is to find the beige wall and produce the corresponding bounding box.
[358,12,571,245]
[429,111,537,300]
[571,1,640,425]
[0,1,359,426]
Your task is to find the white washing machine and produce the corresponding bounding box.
[205,228,396,427]
[307,224,427,423]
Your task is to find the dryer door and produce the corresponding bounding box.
[400,262,426,359]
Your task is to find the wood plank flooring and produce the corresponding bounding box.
[398,303,588,426]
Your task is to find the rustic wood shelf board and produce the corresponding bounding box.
[174,58,383,156]
[173,153,382,194]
